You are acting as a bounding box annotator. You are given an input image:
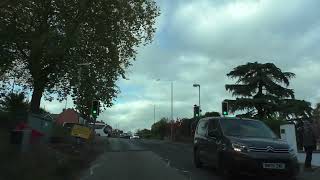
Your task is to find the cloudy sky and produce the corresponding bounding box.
[44,0,320,132]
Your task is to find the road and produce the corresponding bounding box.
[79,137,186,180]
[80,138,304,180]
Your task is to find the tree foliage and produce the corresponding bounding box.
[0,92,29,113]
[0,92,29,128]
[136,128,152,139]
[225,62,312,119]
[151,118,168,139]
[0,0,160,113]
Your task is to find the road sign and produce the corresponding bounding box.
[71,124,92,139]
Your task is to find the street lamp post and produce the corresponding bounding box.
[153,104,156,124]
[170,81,173,141]
[156,79,174,141]
[193,84,201,115]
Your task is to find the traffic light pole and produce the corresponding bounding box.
[93,116,96,130]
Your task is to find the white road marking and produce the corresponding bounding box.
[167,160,171,167]
[90,163,101,175]
[178,169,192,180]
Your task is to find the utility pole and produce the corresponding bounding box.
[155,79,174,141]
[154,104,156,124]
[171,81,173,141]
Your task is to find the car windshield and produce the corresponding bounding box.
[220,119,277,139]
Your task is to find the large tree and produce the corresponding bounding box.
[225,62,312,119]
[0,0,160,113]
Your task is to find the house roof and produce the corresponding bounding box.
[48,114,59,120]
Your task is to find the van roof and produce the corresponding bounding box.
[200,117,260,122]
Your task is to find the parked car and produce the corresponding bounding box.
[89,123,111,137]
[193,117,299,178]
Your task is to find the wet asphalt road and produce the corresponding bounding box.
[80,138,188,180]
[80,138,303,180]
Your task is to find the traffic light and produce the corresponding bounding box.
[222,101,228,116]
[194,105,200,117]
[92,100,100,118]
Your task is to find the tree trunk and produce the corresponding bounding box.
[30,82,45,114]
[256,78,265,119]
[257,105,264,119]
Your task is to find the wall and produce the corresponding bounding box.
[28,114,53,143]
[280,124,320,166]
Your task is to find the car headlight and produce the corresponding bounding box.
[232,143,249,153]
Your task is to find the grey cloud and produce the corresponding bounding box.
[168,0,320,66]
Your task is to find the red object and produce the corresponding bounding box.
[15,122,44,144]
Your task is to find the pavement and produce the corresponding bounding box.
[80,137,319,180]
[298,166,320,180]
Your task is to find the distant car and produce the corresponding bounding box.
[120,133,131,139]
[193,117,299,178]
[89,123,111,137]
[130,134,140,139]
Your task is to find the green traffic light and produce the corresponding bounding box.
[223,111,227,115]
[93,110,97,114]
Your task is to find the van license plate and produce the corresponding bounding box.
[263,163,285,169]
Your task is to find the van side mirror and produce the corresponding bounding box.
[208,130,221,138]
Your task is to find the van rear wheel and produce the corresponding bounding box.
[194,148,202,168]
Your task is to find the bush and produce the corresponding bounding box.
[0,111,10,129]
[0,110,28,130]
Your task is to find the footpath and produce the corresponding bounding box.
[298,166,320,180]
